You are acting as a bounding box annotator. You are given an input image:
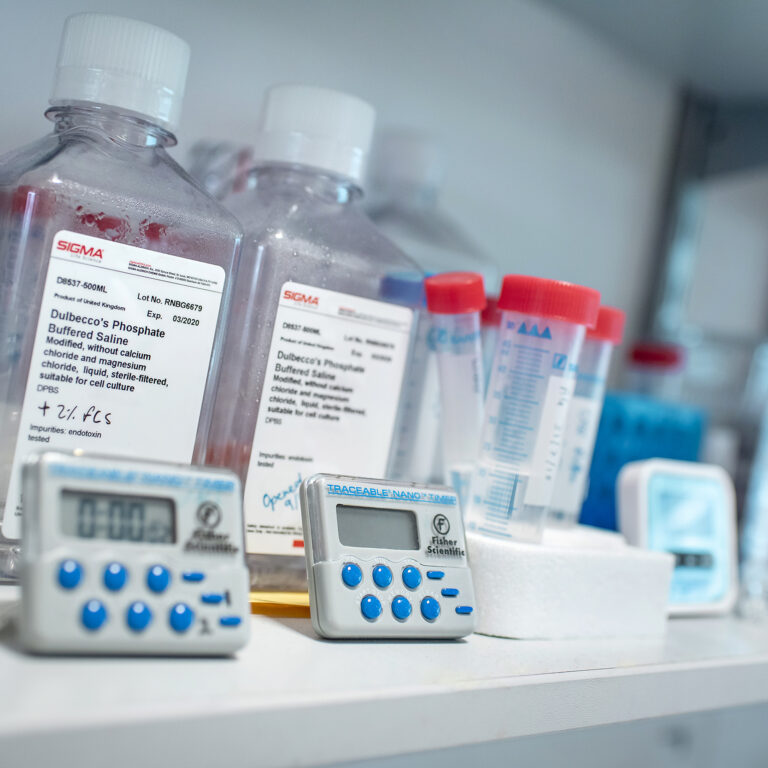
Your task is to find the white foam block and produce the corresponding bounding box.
[468,526,674,640]
[542,523,626,551]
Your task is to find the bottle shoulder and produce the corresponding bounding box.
[0,133,60,186]
[0,132,242,240]
[367,202,500,287]
[228,190,421,274]
[368,201,483,255]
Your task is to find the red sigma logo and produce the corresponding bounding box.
[283,289,319,306]
[56,239,104,259]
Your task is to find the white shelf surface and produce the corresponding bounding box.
[2,591,768,767]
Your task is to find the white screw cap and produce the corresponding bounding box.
[50,13,190,133]
[253,85,376,183]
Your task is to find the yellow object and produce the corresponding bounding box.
[249,591,311,618]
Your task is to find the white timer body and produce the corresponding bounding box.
[618,459,737,616]
[20,452,250,655]
[301,473,476,639]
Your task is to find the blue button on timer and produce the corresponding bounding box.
[169,603,194,633]
[220,616,242,627]
[426,571,445,580]
[420,596,441,622]
[441,588,459,597]
[391,596,412,621]
[126,601,152,632]
[182,571,205,582]
[341,562,363,588]
[455,606,474,615]
[402,566,422,590]
[372,565,393,588]
[201,593,224,605]
[103,562,127,591]
[361,595,382,621]
[58,559,82,589]
[81,599,107,631]
[147,565,170,593]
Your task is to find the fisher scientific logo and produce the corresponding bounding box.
[426,534,465,558]
[428,514,465,557]
[56,239,103,260]
[196,501,222,529]
[184,502,238,556]
[432,513,451,535]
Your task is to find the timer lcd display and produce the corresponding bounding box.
[336,504,419,550]
[60,490,175,544]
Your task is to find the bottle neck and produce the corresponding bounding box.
[244,163,362,205]
[46,102,176,148]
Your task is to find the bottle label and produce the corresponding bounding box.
[244,281,413,556]
[2,230,225,538]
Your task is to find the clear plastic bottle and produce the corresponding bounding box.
[186,141,254,199]
[206,86,423,590]
[0,14,242,580]
[367,129,499,290]
[367,130,499,485]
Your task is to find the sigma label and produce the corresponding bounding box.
[2,231,225,538]
[244,282,413,556]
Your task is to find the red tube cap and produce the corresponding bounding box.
[629,342,683,368]
[587,306,625,345]
[481,295,502,327]
[424,272,486,314]
[498,275,600,327]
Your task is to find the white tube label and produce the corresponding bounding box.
[550,394,603,514]
[244,282,413,556]
[2,231,225,538]
[523,375,576,507]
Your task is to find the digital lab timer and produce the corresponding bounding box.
[300,474,476,639]
[618,459,737,616]
[20,452,250,655]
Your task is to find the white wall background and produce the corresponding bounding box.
[0,0,676,347]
